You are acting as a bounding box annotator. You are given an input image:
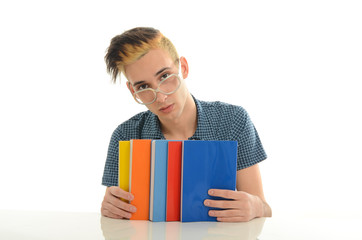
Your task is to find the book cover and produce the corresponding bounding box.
[129,139,152,220]
[166,141,182,221]
[118,141,130,201]
[181,140,238,222]
[149,140,168,222]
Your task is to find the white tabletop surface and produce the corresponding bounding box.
[0,210,361,239]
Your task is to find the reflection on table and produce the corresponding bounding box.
[2,210,360,239]
[0,210,264,239]
[100,216,266,240]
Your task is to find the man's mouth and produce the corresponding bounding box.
[159,104,174,113]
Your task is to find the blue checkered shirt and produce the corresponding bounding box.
[102,96,267,186]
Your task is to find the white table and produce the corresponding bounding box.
[0,210,361,239]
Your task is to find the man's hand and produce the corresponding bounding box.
[204,189,266,222]
[101,186,137,219]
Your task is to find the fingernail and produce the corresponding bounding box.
[209,211,214,216]
[204,200,210,206]
[130,206,137,212]
[208,190,214,195]
[128,194,134,201]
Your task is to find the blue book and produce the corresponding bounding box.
[181,140,238,222]
[149,140,168,222]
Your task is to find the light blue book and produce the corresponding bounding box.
[149,140,168,222]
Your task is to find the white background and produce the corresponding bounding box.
[0,0,361,218]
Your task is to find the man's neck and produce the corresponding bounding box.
[159,94,197,140]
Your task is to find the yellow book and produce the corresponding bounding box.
[118,141,130,195]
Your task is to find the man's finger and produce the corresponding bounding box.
[103,202,132,219]
[108,196,137,213]
[208,209,244,218]
[208,189,246,200]
[216,216,251,222]
[204,199,241,209]
[109,187,134,201]
[102,209,124,219]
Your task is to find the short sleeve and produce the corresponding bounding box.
[231,107,267,170]
[102,128,126,186]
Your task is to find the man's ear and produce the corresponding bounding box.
[126,81,135,95]
[179,56,189,79]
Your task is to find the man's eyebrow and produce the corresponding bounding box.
[132,67,171,86]
[154,67,171,77]
[133,80,146,87]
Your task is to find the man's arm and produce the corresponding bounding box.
[204,164,272,222]
[236,164,272,218]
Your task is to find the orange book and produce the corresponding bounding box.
[166,141,182,221]
[129,139,152,220]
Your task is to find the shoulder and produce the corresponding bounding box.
[111,110,153,140]
[197,98,248,121]
[193,97,250,139]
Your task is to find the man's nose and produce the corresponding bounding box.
[155,91,167,103]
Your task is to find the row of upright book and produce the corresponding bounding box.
[118,139,238,222]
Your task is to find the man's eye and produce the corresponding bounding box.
[161,73,169,80]
[137,84,149,91]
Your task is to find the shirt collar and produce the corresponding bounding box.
[141,112,165,140]
[189,95,216,140]
[140,95,216,140]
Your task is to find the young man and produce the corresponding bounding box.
[101,27,271,222]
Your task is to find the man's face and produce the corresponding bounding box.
[124,48,189,121]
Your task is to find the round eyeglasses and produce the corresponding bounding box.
[130,74,181,105]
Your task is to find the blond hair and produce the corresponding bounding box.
[105,27,179,83]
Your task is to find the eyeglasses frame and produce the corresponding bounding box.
[129,73,182,105]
